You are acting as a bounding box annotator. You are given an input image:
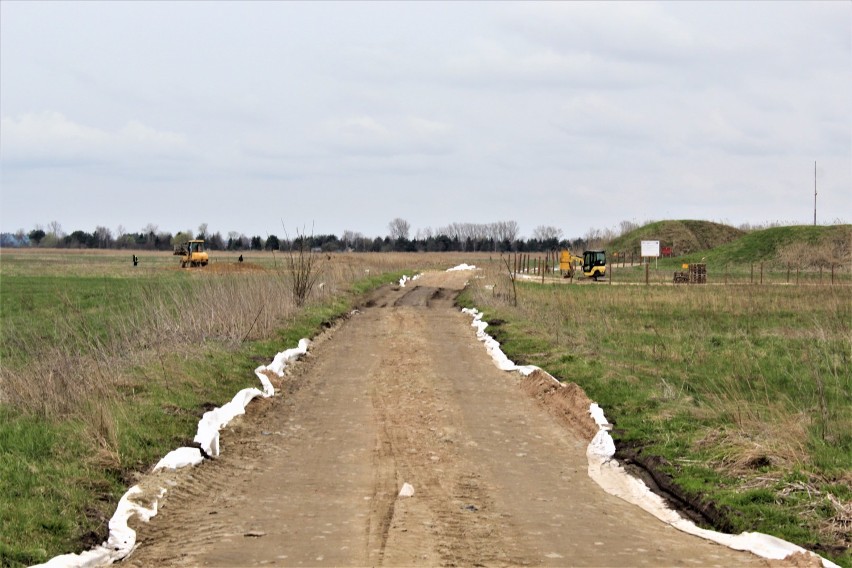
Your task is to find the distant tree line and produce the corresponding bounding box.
[0,219,604,253]
[0,223,285,252]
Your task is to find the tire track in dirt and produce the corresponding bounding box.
[366,355,399,565]
[366,301,526,566]
[125,271,786,567]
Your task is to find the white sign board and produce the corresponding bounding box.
[641,240,661,258]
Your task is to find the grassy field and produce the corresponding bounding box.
[0,248,489,566]
[461,260,851,566]
[608,222,850,267]
[1,244,849,566]
[510,256,852,287]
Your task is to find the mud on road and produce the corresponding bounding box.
[125,271,780,567]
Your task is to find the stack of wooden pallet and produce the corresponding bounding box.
[689,263,707,284]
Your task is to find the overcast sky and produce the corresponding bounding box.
[1,1,849,240]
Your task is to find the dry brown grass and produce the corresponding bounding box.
[694,416,811,473]
[466,258,850,469]
[777,239,851,269]
[0,251,484,420]
[462,259,851,563]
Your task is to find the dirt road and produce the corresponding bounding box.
[125,271,773,567]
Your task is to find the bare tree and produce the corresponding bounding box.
[433,221,520,251]
[142,223,159,247]
[502,255,518,307]
[533,225,563,241]
[197,222,209,239]
[341,230,369,251]
[47,220,63,238]
[388,218,411,240]
[438,223,460,241]
[584,227,603,249]
[618,219,639,236]
[282,225,324,307]
[494,220,520,243]
[416,227,434,240]
[341,229,363,250]
[94,226,113,248]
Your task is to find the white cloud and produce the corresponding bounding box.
[444,38,657,91]
[555,94,651,141]
[0,1,848,236]
[120,120,188,152]
[316,114,455,160]
[1,111,109,160]
[501,1,697,62]
[1,111,192,167]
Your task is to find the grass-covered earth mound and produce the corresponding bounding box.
[609,220,745,256]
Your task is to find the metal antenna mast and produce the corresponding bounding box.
[813,161,817,226]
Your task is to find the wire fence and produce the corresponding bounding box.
[503,251,851,286]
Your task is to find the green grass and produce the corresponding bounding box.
[0,409,103,566]
[0,250,416,567]
[0,275,162,365]
[1,244,847,564]
[607,221,850,268]
[608,220,850,262]
[0,315,347,566]
[608,220,745,256]
[692,225,850,265]
[460,276,851,567]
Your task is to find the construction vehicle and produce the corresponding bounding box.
[559,250,583,278]
[583,250,607,280]
[560,249,607,280]
[174,239,209,268]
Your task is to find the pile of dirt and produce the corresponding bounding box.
[200,261,267,273]
[521,369,598,443]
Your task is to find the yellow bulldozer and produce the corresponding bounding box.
[560,249,607,280]
[174,239,209,268]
